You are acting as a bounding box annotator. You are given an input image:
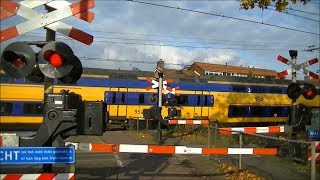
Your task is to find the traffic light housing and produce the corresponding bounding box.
[302,83,317,100]
[287,83,317,100]
[0,42,37,78]
[38,41,81,80]
[1,41,83,83]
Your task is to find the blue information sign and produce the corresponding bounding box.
[308,129,320,138]
[0,147,75,165]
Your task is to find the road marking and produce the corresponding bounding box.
[113,153,123,167]
[94,135,123,167]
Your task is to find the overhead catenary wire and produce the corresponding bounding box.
[18,34,309,51]
[127,0,319,36]
[21,32,309,47]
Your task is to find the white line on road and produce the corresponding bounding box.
[113,153,123,167]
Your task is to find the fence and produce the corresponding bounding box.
[128,119,319,179]
[1,121,319,179]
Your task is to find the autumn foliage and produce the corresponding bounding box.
[240,0,309,12]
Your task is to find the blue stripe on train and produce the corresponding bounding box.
[4,75,320,95]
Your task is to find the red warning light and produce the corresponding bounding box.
[44,50,63,68]
[305,90,313,97]
[302,83,317,100]
[12,59,24,67]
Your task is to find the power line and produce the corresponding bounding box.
[79,57,185,67]
[19,33,309,51]
[95,40,305,51]
[127,0,319,36]
[93,36,308,47]
[287,7,320,16]
[85,30,311,47]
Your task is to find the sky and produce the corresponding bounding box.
[1,0,319,80]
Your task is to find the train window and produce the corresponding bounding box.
[23,103,43,115]
[121,92,125,104]
[0,103,13,115]
[251,106,265,117]
[251,86,266,93]
[187,95,197,106]
[270,87,283,94]
[139,93,144,104]
[112,92,116,104]
[197,95,200,106]
[270,106,283,117]
[57,79,77,85]
[127,92,138,105]
[176,95,189,105]
[0,75,15,83]
[232,85,247,92]
[204,95,208,105]
[25,78,43,84]
[229,106,247,117]
[206,95,214,106]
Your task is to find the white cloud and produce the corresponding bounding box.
[1,1,319,80]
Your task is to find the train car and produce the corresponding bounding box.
[0,68,319,130]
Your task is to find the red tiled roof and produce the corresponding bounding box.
[192,62,277,77]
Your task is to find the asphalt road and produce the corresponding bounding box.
[1,131,226,180]
[1,130,316,180]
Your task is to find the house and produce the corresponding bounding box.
[187,62,278,79]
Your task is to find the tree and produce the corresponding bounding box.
[240,0,310,12]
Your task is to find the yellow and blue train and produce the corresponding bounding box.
[0,68,319,130]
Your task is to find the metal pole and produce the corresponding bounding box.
[42,5,55,173]
[137,119,139,132]
[213,122,218,148]
[207,124,212,148]
[157,73,163,144]
[146,118,149,131]
[289,50,298,159]
[239,133,243,170]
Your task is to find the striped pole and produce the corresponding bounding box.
[65,142,277,155]
[218,126,285,135]
[0,173,74,180]
[168,120,209,125]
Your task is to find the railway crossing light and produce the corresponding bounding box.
[302,83,317,100]
[0,42,37,78]
[38,41,82,82]
[287,83,317,100]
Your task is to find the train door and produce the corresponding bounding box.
[194,91,205,118]
[117,89,128,117]
[193,91,213,118]
[104,88,128,118]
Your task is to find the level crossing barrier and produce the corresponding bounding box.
[168,119,209,125]
[218,126,285,135]
[65,142,277,155]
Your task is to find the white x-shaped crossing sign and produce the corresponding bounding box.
[277,55,319,79]
[0,0,94,45]
[146,77,176,95]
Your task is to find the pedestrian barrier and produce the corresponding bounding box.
[307,141,320,161]
[168,120,209,125]
[218,126,285,135]
[0,173,74,180]
[65,142,277,155]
